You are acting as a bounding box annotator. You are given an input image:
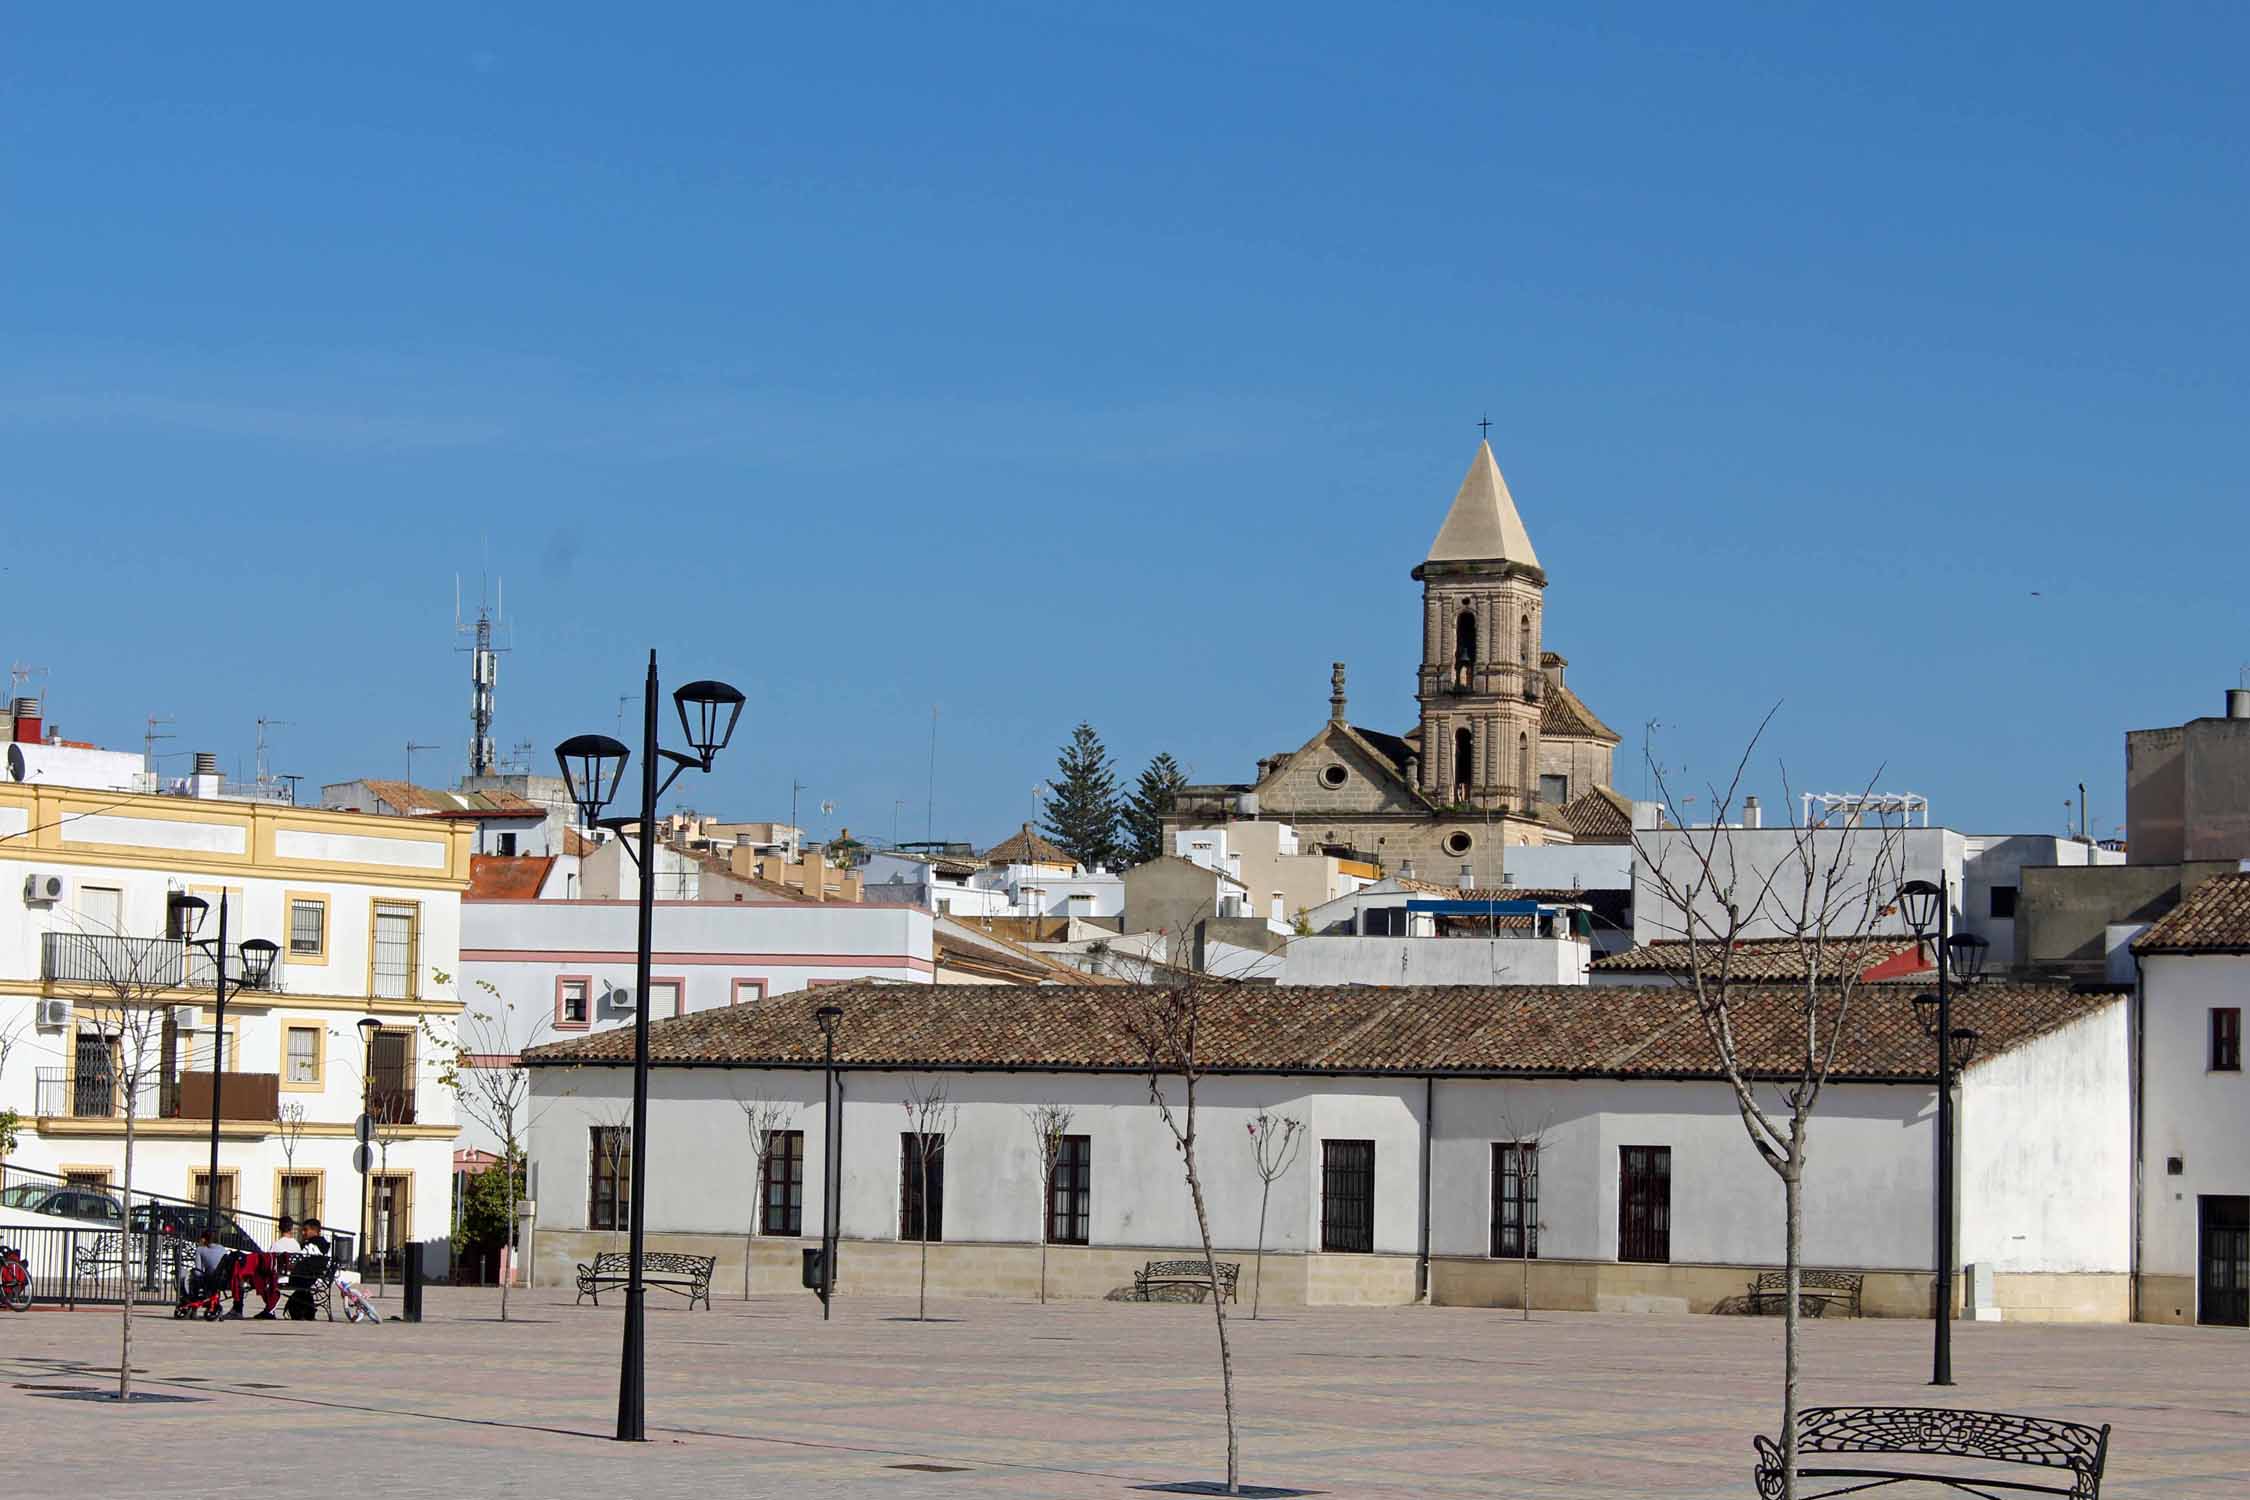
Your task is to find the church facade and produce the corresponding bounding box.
[1170,440,1628,888]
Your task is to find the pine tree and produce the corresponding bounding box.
[1122,751,1188,867]
[1040,723,1122,871]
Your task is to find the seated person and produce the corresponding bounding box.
[185,1231,235,1301]
[226,1216,295,1320]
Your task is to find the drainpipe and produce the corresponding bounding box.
[2130,959,2144,1324]
[1417,1074,1435,1304]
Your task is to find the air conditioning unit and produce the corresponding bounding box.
[36,998,70,1029]
[22,872,63,905]
[169,1005,200,1030]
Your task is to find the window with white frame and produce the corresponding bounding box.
[371,902,419,1000]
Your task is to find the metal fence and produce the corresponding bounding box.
[1,1161,355,1293]
[38,931,287,994]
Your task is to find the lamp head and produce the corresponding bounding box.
[357,1017,383,1038]
[1945,931,1990,986]
[169,892,210,940]
[1949,1025,1981,1069]
[814,1003,843,1037]
[673,680,746,767]
[238,938,280,990]
[1911,991,1942,1039]
[554,734,630,826]
[1896,879,1943,936]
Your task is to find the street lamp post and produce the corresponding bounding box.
[555,651,744,1444]
[170,894,279,1241]
[815,1004,843,1320]
[357,1016,382,1270]
[1896,875,1989,1387]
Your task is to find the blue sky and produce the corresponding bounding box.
[5,4,2242,847]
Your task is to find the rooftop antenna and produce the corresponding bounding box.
[143,713,176,775]
[455,573,511,779]
[254,717,292,793]
[406,739,440,785]
[926,704,940,847]
[789,777,806,862]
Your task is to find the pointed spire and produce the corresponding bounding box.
[1424,440,1539,568]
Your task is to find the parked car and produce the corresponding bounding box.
[0,1184,125,1224]
[129,1203,258,1251]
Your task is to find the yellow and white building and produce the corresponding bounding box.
[0,773,466,1254]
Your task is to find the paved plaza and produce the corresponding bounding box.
[1,1287,2245,1498]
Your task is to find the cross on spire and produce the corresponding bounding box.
[1477,414,1492,439]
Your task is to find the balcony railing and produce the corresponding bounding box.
[33,1066,281,1122]
[39,932,287,995]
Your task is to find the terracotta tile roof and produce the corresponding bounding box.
[2134,871,2250,954]
[523,979,2112,1081]
[1591,936,1932,982]
[1393,878,1593,904]
[1555,786,1634,842]
[982,823,1076,867]
[466,855,556,901]
[359,779,545,819]
[562,826,597,858]
[1540,682,1620,744]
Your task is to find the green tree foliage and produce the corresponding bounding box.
[1040,722,1122,871]
[1122,751,1188,868]
[452,1156,522,1264]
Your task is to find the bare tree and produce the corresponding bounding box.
[1493,1099,1552,1322]
[428,974,561,1321]
[1021,1102,1074,1305]
[1244,1109,1304,1320]
[275,1100,308,1207]
[0,1012,27,1162]
[1631,716,1908,1499]
[1120,971,1243,1495]
[62,934,176,1402]
[735,1093,797,1300]
[900,1078,957,1322]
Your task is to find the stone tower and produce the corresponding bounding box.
[1411,440,1546,812]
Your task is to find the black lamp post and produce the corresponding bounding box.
[170,894,279,1239]
[1897,875,1989,1387]
[815,1003,843,1320]
[556,651,744,1443]
[357,1016,382,1269]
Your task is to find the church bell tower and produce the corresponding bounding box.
[1412,439,1546,812]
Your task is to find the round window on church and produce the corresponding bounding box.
[1320,764,1348,789]
[1444,830,1474,856]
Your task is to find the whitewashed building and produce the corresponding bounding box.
[2129,871,2250,1327]
[1,772,467,1257]
[1285,881,1592,986]
[522,979,2131,1320]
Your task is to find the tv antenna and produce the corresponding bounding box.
[255,717,293,792]
[143,714,176,774]
[406,740,441,785]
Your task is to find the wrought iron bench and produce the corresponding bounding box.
[272,1253,342,1319]
[72,1231,193,1291]
[1747,1268,1863,1318]
[1134,1258,1239,1303]
[1755,1406,2111,1500]
[576,1250,716,1311]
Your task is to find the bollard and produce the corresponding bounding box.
[403,1241,424,1323]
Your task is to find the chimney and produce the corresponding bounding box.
[1541,652,1566,695]
[9,697,41,745]
[1743,795,1762,829]
[2228,688,2250,720]
[190,751,222,800]
[1329,662,1348,724]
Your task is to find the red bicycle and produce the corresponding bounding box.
[0,1244,31,1312]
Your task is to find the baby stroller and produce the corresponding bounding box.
[175,1249,237,1321]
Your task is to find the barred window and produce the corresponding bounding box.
[1320,1139,1375,1253]
[590,1126,632,1230]
[289,899,326,957]
[1491,1141,1538,1258]
[1047,1135,1091,1246]
[900,1133,946,1242]
[372,902,418,1000]
[1619,1145,1671,1264]
[285,1025,320,1084]
[762,1130,805,1236]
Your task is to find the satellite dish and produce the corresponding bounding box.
[6,744,23,782]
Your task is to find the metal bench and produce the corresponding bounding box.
[575,1250,716,1311]
[1756,1406,2111,1500]
[1133,1258,1239,1303]
[1747,1268,1863,1318]
[72,1231,192,1292]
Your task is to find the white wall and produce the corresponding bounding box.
[1279,935,1588,986]
[1497,843,1633,892]
[1634,826,1963,945]
[1957,1005,2131,1274]
[2137,954,2250,1294]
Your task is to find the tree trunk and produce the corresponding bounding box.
[1251,1179,1270,1320]
[1038,1171,1049,1306]
[118,1110,136,1402]
[1520,1236,1531,1322]
[917,1152,929,1322]
[746,1150,762,1303]
[1182,1139,1239,1493]
[1782,1157,1803,1500]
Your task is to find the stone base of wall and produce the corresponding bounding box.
[528,1230,1412,1308]
[524,1232,2132,1322]
[2134,1274,2197,1325]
